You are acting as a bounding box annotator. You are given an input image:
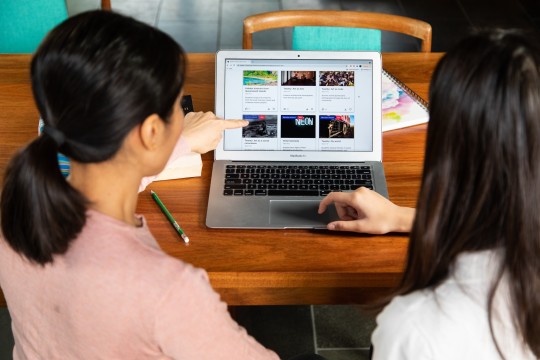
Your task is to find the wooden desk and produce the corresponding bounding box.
[0,52,443,306]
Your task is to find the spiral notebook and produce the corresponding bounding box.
[382,70,429,132]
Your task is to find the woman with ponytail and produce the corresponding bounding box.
[0,10,295,360]
[319,29,540,359]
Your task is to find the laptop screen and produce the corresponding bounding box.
[215,51,382,162]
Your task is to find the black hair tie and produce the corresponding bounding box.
[42,125,66,147]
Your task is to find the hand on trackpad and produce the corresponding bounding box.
[269,200,338,228]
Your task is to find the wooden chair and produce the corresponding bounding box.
[101,0,112,10]
[243,10,432,52]
[0,0,111,53]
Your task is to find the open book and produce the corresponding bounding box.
[155,94,201,181]
[154,152,202,181]
[382,69,429,132]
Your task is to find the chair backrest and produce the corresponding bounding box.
[243,10,432,52]
[0,0,112,54]
[292,26,382,52]
[0,0,68,53]
[101,0,112,11]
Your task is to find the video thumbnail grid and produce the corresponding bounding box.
[241,70,357,142]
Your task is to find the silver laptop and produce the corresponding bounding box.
[206,50,387,229]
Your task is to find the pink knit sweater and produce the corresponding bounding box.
[0,210,279,360]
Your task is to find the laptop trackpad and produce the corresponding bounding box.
[269,200,338,228]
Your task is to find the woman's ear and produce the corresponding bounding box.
[139,114,165,151]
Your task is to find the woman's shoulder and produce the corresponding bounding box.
[76,209,162,254]
[70,209,206,295]
[371,291,436,359]
[371,270,501,359]
[377,273,494,334]
[375,289,441,335]
[378,250,502,325]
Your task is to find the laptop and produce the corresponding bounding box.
[206,50,387,229]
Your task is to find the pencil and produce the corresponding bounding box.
[150,190,189,244]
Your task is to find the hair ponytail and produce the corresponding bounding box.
[1,135,88,265]
[1,10,185,265]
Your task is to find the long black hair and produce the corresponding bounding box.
[0,10,186,264]
[396,29,540,357]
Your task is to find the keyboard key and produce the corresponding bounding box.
[224,184,246,190]
[268,190,319,196]
[351,185,374,190]
[354,179,372,185]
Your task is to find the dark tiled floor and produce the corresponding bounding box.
[232,305,315,359]
[2,1,539,359]
[313,305,375,349]
[155,0,539,52]
[0,308,14,360]
[67,0,540,53]
[231,305,376,359]
[318,349,371,360]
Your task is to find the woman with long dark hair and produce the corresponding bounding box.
[319,29,540,359]
[0,10,289,359]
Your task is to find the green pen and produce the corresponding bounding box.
[150,190,189,244]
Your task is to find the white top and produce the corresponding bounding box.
[371,250,535,359]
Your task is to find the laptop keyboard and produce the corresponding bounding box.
[223,164,373,197]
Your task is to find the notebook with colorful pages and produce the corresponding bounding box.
[206,50,388,229]
[382,69,429,131]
